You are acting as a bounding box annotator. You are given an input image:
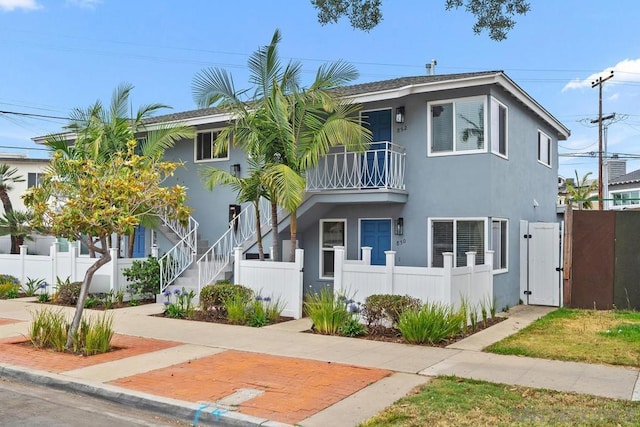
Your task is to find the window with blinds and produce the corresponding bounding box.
[431,219,485,267]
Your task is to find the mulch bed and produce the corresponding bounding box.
[350,316,506,347]
[152,309,294,325]
[40,298,156,310]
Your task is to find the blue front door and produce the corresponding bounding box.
[132,225,146,258]
[360,219,392,265]
[362,110,391,187]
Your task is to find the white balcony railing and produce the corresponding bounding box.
[305,142,406,191]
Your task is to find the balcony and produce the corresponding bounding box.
[306,142,406,192]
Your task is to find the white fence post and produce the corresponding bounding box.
[233,247,243,285]
[19,245,27,286]
[334,246,345,293]
[109,248,119,292]
[294,248,304,319]
[443,252,453,305]
[361,246,372,265]
[385,250,395,294]
[151,244,159,258]
[485,250,494,268]
[50,242,59,294]
[70,244,78,282]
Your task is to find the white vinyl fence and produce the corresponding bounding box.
[233,247,304,319]
[333,246,494,310]
[0,243,137,296]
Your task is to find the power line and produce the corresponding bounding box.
[0,110,69,120]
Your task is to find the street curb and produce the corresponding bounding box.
[0,363,292,427]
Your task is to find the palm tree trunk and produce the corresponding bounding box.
[270,199,280,261]
[289,209,297,262]
[0,189,18,254]
[254,199,264,260]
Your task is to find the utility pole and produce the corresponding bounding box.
[590,113,616,209]
[591,70,614,210]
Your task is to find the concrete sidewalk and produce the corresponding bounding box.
[0,299,638,426]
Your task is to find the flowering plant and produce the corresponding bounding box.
[163,287,196,318]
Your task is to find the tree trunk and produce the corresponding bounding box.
[10,236,19,254]
[289,209,297,262]
[270,199,280,261]
[0,189,18,254]
[65,236,111,349]
[127,231,135,258]
[254,199,264,260]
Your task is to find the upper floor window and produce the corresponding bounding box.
[537,130,551,167]
[27,172,44,188]
[490,98,508,157]
[428,96,486,156]
[195,130,229,162]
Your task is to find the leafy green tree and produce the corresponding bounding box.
[0,164,26,253]
[566,171,597,210]
[46,83,194,257]
[25,142,190,349]
[311,0,531,41]
[193,29,371,262]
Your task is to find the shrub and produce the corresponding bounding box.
[55,277,82,306]
[0,275,20,299]
[362,294,422,328]
[161,287,196,319]
[123,257,160,299]
[28,308,69,352]
[199,283,253,312]
[305,288,351,335]
[398,302,465,345]
[24,277,46,297]
[29,308,114,355]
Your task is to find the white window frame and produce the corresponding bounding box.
[427,95,488,157]
[537,130,552,168]
[428,217,488,267]
[194,129,229,163]
[491,218,508,273]
[27,172,44,188]
[490,97,508,159]
[319,219,346,279]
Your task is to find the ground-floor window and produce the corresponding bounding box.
[320,219,346,279]
[491,218,508,272]
[430,218,486,267]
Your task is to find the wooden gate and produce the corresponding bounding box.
[520,221,562,306]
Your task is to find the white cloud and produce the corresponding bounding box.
[65,0,102,9]
[563,58,640,92]
[608,93,620,101]
[0,0,42,11]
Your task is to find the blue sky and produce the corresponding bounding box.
[1,0,639,180]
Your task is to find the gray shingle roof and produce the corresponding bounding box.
[609,168,640,185]
[142,71,503,125]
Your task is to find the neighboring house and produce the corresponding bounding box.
[35,71,571,309]
[608,160,640,210]
[0,154,53,254]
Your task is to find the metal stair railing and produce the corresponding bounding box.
[197,198,273,292]
[159,214,199,293]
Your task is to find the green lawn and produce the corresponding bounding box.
[485,308,640,367]
[361,376,640,427]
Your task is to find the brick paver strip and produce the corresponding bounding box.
[110,350,391,424]
[0,318,23,326]
[0,334,180,373]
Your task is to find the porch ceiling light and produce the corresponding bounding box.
[395,106,405,124]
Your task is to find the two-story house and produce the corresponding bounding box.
[134,70,569,310]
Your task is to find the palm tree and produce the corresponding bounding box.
[46,83,194,257]
[0,210,37,249]
[192,29,371,262]
[566,170,597,210]
[0,164,26,253]
[200,156,269,259]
